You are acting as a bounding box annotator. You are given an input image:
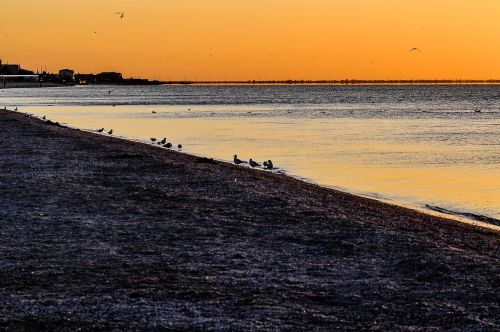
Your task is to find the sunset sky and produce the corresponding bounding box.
[1,0,500,81]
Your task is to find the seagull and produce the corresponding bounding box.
[164,142,172,148]
[97,128,104,133]
[409,47,422,52]
[233,155,246,165]
[108,129,113,135]
[160,138,166,144]
[114,12,125,19]
[249,159,261,167]
[150,138,157,143]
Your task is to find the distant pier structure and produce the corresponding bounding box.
[0,59,39,88]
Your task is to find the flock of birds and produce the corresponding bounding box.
[97,127,113,135]
[96,128,184,150]
[95,128,276,169]
[234,155,274,170]
[148,137,182,150]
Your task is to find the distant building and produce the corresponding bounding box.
[58,69,75,82]
[0,60,20,75]
[96,72,123,83]
[74,73,96,85]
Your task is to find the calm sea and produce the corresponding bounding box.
[1,85,499,225]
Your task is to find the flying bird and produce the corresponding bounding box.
[114,12,125,19]
[409,47,422,52]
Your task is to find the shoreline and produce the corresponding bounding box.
[0,82,68,89]
[0,107,498,329]
[13,106,500,230]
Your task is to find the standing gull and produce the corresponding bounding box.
[249,159,261,168]
[233,155,246,165]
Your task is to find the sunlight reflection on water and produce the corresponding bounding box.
[2,85,499,222]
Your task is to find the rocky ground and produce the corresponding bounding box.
[0,108,498,330]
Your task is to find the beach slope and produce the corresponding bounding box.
[0,109,498,330]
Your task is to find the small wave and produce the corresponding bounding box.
[425,205,500,227]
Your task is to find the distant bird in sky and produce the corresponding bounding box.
[114,11,125,19]
[410,47,422,52]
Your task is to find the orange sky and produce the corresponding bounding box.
[1,0,499,81]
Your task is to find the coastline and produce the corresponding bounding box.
[0,108,498,329]
[0,82,68,89]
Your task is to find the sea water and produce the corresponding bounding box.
[1,84,499,224]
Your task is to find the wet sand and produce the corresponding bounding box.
[0,108,498,330]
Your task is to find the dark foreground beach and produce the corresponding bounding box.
[0,108,498,330]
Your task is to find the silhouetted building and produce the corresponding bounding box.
[58,69,74,82]
[96,72,123,83]
[0,60,20,75]
[74,73,96,84]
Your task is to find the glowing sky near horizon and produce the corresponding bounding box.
[1,0,499,80]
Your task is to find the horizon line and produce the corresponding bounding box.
[156,79,500,85]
